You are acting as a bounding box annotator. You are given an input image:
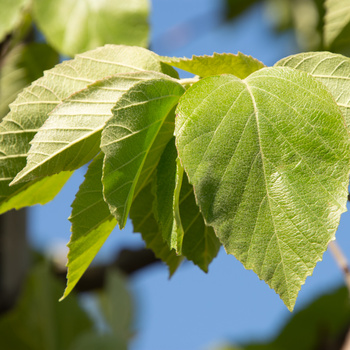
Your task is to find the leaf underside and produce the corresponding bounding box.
[12,71,172,185]
[175,67,350,310]
[64,153,117,299]
[0,45,177,214]
[101,78,185,228]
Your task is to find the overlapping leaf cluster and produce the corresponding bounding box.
[2,44,350,311]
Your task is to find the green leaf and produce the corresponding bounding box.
[0,171,72,215]
[63,154,116,299]
[0,0,29,42]
[12,71,172,185]
[324,0,350,51]
[170,158,185,253]
[275,51,350,129]
[130,182,182,275]
[101,78,185,228]
[175,67,350,310]
[154,140,184,253]
[100,270,133,341]
[0,45,177,213]
[180,173,221,272]
[0,263,92,350]
[162,52,265,79]
[155,139,221,271]
[69,333,127,350]
[243,287,350,350]
[0,43,59,119]
[32,0,149,56]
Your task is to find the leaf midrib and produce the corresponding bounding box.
[242,79,291,306]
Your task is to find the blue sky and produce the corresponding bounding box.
[27,1,350,349]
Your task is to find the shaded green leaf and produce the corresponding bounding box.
[101,78,185,228]
[180,173,221,272]
[0,263,92,350]
[68,333,127,350]
[0,45,177,213]
[275,51,350,129]
[0,43,59,119]
[155,139,221,271]
[63,154,116,299]
[172,158,185,253]
[162,52,265,79]
[324,0,350,51]
[32,0,149,56]
[0,0,29,42]
[241,287,350,350]
[155,140,184,253]
[175,67,350,310]
[100,270,133,341]
[130,182,182,275]
[12,71,171,185]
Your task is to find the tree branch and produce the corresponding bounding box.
[329,241,350,294]
[55,248,160,292]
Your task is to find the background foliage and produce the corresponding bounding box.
[1,0,350,349]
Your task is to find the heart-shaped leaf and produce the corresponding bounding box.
[175,67,350,310]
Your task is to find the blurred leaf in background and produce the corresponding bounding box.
[0,0,30,43]
[0,263,134,350]
[218,287,350,350]
[0,42,59,119]
[32,0,150,56]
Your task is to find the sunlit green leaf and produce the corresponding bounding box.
[101,78,185,228]
[276,51,350,129]
[0,45,177,214]
[130,182,182,275]
[12,72,172,185]
[32,0,149,56]
[162,52,265,79]
[63,154,116,299]
[175,67,350,310]
[0,171,72,215]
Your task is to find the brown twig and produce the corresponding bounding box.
[329,240,350,293]
[54,248,160,292]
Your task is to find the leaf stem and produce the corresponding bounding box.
[328,241,350,293]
